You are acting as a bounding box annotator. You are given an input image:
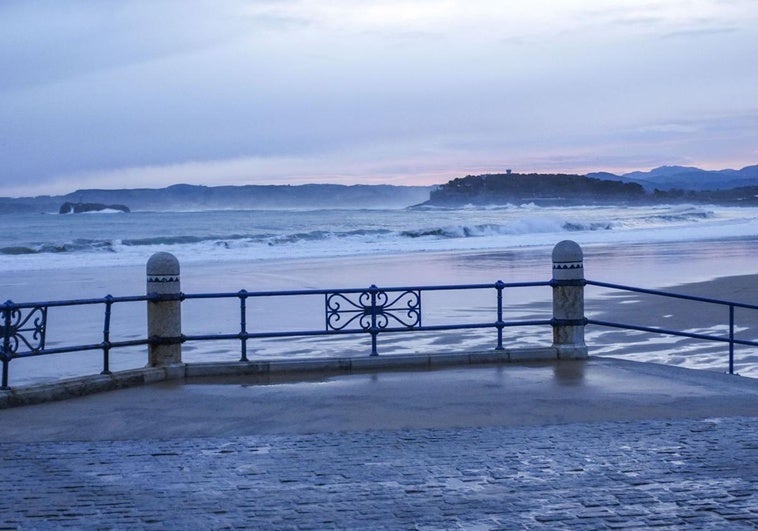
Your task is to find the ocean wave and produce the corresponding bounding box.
[1,205,755,271]
[0,246,37,255]
[120,234,268,246]
[401,219,612,239]
[267,231,330,245]
[562,222,613,231]
[1,239,116,255]
[0,220,616,256]
[411,202,540,212]
[1,228,399,256]
[267,229,393,246]
[646,209,714,223]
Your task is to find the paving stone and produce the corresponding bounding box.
[0,416,756,529]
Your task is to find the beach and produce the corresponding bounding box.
[586,272,758,377]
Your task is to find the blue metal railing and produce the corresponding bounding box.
[0,281,552,388]
[585,280,758,375]
[180,281,550,361]
[2,278,757,388]
[0,295,151,388]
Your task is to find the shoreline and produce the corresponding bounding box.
[2,233,758,298]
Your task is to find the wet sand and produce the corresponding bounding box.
[587,273,758,377]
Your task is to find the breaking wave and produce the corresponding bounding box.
[1,203,754,272]
[646,207,715,223]
[401,219,613,239]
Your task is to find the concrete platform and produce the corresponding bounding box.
[1,357,756,442]
[1,358,756,529]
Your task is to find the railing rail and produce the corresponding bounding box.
[181,280,551,358]
[585,280,758,310]
[585,280,758,375]
[1,281,554,388]
[0,295,151,388]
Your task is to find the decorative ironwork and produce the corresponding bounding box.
[326,286,421,332]
[1,275,755,388]
[1,304,47,355]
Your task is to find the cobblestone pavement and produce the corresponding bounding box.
[1,416,756,530]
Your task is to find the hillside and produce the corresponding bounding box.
[421,172,758,207]
[587,164,758,191]
[0,183,432,214]
[423,173,646,206]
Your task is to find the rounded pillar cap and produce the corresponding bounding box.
[147,252,180,276]
[552,240,583,280]
[552,240,583,263]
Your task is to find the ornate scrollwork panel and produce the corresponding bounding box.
[326,289,421,331]
[1,305,47,355]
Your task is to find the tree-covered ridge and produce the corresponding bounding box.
[424,172,758,206]
[428,173,646,205]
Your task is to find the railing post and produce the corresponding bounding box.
[101,295,113,375]
[495,281,505,350]
[729,304,735,375]
[147,252,184,374]
[369,285,379,356]
[1,300,10,389]
[239,290,249,362]
[551,240,588,359]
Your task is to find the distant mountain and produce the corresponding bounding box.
[0,183,432,214]
[4,165,758,215]
[587,165,758,191]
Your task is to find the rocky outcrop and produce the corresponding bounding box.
[59,202,130,214]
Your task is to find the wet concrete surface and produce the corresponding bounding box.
[1,357,756,443]
[2,358,757,529]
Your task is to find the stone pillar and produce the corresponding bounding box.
[147,252,183,369]
[551,240,588,359]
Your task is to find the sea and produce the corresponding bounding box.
[2,202,757,384]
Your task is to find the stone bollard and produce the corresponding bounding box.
[551,240,588,359]
[146,252,183,372]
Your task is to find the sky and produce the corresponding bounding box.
[1,0,757,197]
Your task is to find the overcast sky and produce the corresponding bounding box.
[1,0,757,197]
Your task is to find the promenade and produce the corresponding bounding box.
[1,357,757,529]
